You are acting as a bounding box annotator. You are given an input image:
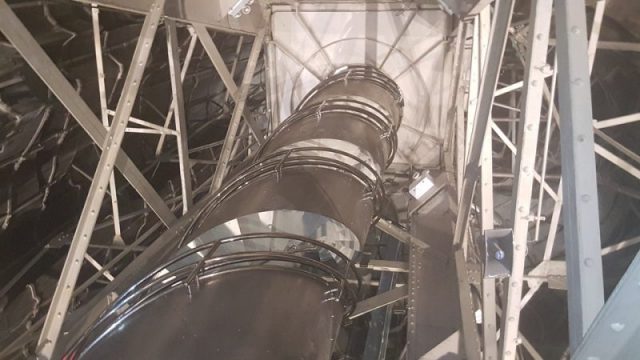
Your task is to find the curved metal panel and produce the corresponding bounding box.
[67,64,402,359]
[74,268,343,360]
[195,165,375,244]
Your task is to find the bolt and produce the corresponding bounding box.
[584,258,594,267]
[610,322,625,332]
[539,63,553,75]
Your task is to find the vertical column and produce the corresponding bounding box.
[92,5,122,242]
[166,19,193,213]
[555,0,605,351]
[475,6,497,360]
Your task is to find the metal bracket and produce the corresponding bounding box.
[482,228,513,278]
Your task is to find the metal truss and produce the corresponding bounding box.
[1,0,639,358]
[449,0,640,358]
[0,1,267,358]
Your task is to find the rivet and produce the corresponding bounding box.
[584,258,593,267]
[581,194,591,202]
[571,26,581,34]
[577,135,585,142]
[610,322,625,332]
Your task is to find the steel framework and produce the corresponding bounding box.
[0,0,639,359]
[447,0,640,358]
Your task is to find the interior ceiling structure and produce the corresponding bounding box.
[0,0,639,359]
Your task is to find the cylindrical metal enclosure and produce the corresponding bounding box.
[68,65,402,359]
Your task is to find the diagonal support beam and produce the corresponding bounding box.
[155,26,198,156]
[166,19,193,214]
[35,2,165,357]
[209,28,266,193]
[375,218,429,250]
[193,24,265,145]
[0,0,175,227]
[451,0,514,357]
[349,286,408,319]
[501,1,554,357]
[452,0,514,254]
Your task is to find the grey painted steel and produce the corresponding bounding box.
[350,286,408,319]
[450,1,514,358]
[166,19,193,214]
[36,3,165,357]
[155,27,198,156]
[0,0,176,227]
[501,1,553,357]
[362,233,403,360]
[359,260,409,273]
[555,0,605,350]
[451,0,513,254]
[572,250,640,359]
[376,219,429,249]
[92,5,123,241]
[210,28,266,193]
[74,0,264,35]
[477,8,497,359]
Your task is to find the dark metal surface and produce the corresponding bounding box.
[260,100,395,170]
[196,165,376,244]
[74,267,344,360]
